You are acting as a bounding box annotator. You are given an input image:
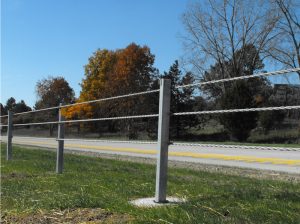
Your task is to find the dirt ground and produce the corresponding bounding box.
[1,208,132,224]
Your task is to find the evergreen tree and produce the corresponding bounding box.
[203,44,270,141]
[0,103,7,116]
[163,60,205,139]
[219,80,258,141]
[5,97,16,112]
[14,100,31,113]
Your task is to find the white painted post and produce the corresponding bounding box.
[155,78,171,203]
[56,103,65,174]
[7,110,13,160]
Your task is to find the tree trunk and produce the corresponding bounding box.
[77,123,80,134]
[49,124,54,137]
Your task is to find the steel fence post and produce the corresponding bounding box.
[155,78,171,203]
[56,103,65,174]
[7,110,13,160]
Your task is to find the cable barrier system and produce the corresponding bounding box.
[1,68,300,203]
[172,67,300,152]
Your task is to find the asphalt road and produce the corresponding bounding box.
[1,136,300,174]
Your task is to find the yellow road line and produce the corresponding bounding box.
[12,140,300,166]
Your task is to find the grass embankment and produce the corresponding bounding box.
[1,144,300,223]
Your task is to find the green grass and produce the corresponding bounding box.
[1,144,300,223]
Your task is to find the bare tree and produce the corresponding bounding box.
[268,0,300,78]
[181,0,279,80]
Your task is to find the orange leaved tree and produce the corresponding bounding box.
[65,43,159,138]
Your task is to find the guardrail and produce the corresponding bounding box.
[1,68,300,203]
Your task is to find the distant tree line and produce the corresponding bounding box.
[1,97,31,115]
[1,42,298,141]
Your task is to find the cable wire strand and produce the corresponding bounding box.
[60,89,160,109]
[13,89,160,116]
[57,138,157,144]
[13,114,159,126]
[5,136,57,140]
[171,142,300,151]
[14,121,59,126]
[175,68,300,89]
[173,105,300,116]
[13,106,60,116]
[60,114,158,124]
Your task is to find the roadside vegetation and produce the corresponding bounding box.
[1,144,300,223]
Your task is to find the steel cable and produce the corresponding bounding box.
[13,114,159,126]
[13,89,160,116]
[57,138,157,144]
[175,68,300,89]
[171,142,300,151]
[173,105,300,116]
[60,89,160,109]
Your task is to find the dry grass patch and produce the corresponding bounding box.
[1,208,133,224]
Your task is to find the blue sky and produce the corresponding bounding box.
[1,0,187,107]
